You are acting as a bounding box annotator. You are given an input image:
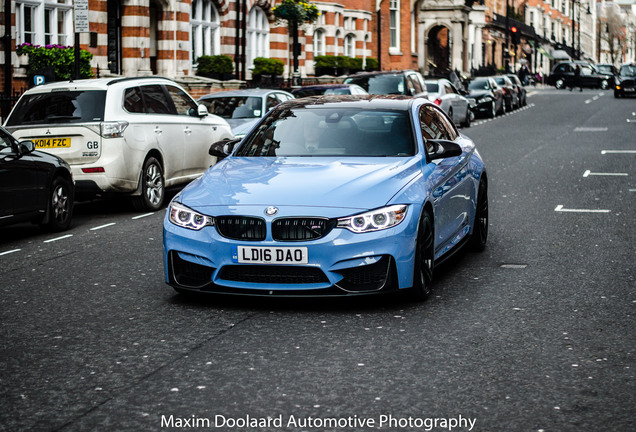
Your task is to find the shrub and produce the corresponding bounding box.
[313,55,365,76]
[17,43,93,80]
[364,57,379,72]
[252,57,284,76]
[195,55,234,78]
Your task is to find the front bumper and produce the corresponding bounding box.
[163,205,421,296]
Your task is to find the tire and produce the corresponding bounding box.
[469,178,488,252]
[555,78,565,89]
[462,107,471,128]
[45,176,74,232]
[499,99,506,115]
[411,211,434,301]
[132,156,165,212]
[488,101,496,118]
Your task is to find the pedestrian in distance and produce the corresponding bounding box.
[570,65,583,92]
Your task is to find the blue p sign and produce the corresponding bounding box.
[34,75,45,86]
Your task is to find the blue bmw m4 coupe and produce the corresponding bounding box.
[163,95,488,300]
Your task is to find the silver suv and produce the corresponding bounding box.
[4,77,233,211]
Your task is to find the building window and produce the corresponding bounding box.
[191,0,221,62]
[314,29,326,56]
[344,34,355,57]
[335,30,342,55]
[17,1,72,47]
[389,0,400,52]
[247,7,269,68]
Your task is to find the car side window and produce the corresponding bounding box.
[444,84,455,94]
[409,75,424,95]
[419,105,458,152]
[266,95,278,111]
[123,87,145,113]
[140,85,173,114]
[166,86,198,116]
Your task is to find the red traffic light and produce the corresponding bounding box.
[511,26,518,33]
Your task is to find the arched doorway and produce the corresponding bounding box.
[107,1,122,74]
[426,25,450,76]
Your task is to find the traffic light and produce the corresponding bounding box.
[510,26,520,45]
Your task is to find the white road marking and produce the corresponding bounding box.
[43,234,73,243]
[555,205,610,213]
[0,249,21,256]
[601,150,636,154]
[583,170,628,177]
[574,127,608,132]
[90,223,116,231]
[132,213,154,220]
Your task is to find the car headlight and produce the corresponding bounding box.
[168,202,215,230]
[337,205,408,233]
[478,96,493,103]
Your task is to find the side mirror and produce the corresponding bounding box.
[209,137,241,161]
[19,140,36,155]
[427,139,462,160]
[197,104,209,117]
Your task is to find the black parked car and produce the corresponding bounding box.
[505,74,527,106]
[0,126,74,231]
[466,77,505,118]
[344,70,429,99]
[492,75,520,110]
[614,63,636,98]
[546,61,613,90]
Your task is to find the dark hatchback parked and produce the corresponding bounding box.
[614,63,636,98]
[546,61,613,89]
[466,77,505,118]
[0,126,74,231]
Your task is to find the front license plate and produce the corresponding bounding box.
[33,137,71,149]
[234,246,308,264]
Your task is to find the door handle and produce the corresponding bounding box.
[184,127,192,135]
[154,127,162,135]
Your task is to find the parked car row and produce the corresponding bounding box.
[1,69,519,233]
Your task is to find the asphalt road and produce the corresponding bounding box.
[1,88,634,432]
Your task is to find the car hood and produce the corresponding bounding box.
[226,118,260,137]
[179,157,422,211]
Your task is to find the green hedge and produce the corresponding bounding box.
[195,55,234,78]
[252,57,285,76]
[17,43,93,80]
[313,55,377,76]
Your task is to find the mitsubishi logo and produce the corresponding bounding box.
[46,129,51,135]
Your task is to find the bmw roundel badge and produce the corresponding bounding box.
[265,206,278,216]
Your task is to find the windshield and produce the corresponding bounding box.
[236,107,414,157]
[468,80,490,90]
[346,75,406,95]
[619,65,636,77]
[199,96,263,119]
[6,90,106,126]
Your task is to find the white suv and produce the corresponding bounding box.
[4,77,233,211]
